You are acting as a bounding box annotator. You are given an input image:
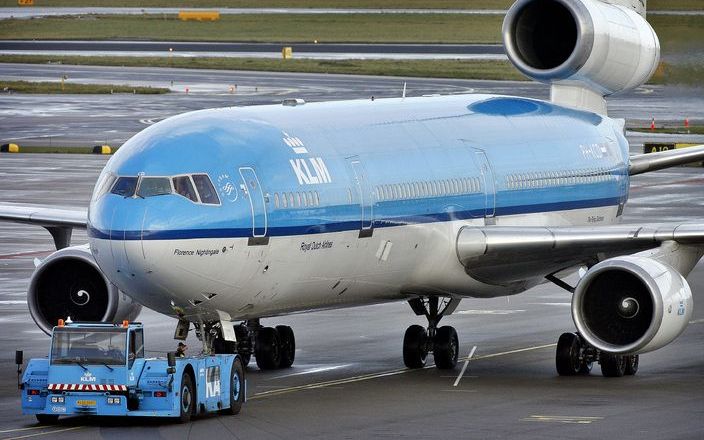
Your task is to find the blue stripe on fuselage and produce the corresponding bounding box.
[88,195,620,241]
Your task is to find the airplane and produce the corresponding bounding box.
[2,0,704,377]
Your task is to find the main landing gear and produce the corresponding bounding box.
[211,319,296,371]
[403,296,461,370]
[555,332,639,378]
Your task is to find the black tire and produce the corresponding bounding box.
[179,373,195,423]
[35,414,59,425]
[239,352,251,367]
[600,353,626,377]
[403,325,429,369]
[556,333,582,376]
[433,326,459,370]
[276,325,296,369]
[625,355,639,376]
[255,327,281,370]
[213,338,237,354]
[222,357,245,415]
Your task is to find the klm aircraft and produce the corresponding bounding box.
[3,0,704,377]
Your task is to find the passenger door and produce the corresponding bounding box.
[239,167,267,237]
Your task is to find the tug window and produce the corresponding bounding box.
[173,176,198,203]
[111,177,138,197]
[192,174,220,205]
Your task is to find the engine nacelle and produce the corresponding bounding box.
[503,0,660,96]
[572,256,693,355]
[27,244,142,335]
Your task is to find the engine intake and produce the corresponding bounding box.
[503,0,660,95]
[28,245,142,335]
[572,256,693,354]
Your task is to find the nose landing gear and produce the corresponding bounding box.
[403,296,461,370]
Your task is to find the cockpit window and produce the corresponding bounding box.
[192,174,220,205]
[111,177,138,197]
[173,176,199,203]
[137,177,172,198]
[93,172,116,201]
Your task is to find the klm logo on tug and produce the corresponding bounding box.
[80,371,97,383]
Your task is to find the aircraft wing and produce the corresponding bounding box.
[0,203,87,249]
[629,144,704,175]
[457,223,704,286]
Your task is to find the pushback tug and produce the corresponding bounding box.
[18,320,245,423]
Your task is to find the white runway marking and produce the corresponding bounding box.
[0,300,27,305]
[271,364,353,379]
[3,426,83,440]
[251,343,555,400]
[689,318,704,324]
[457,309,525,315]
[453,345,477,387]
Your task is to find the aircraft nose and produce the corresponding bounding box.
[105,198,146,277]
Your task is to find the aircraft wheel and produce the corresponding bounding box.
[255,327,281,370]
[276,325,296,369]
[625,355,639,376]
[403,324,429,369]
[239,352,251,367]
[600,352,626,377]
[556,332,582,376]
[433,326,459,370]
[179,373,195,423]
[222,357,245,415]
[35,414,59,425]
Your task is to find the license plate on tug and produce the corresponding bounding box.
[76,400,96,406]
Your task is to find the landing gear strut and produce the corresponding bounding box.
[555,332,639,377]
[403,296,460,370]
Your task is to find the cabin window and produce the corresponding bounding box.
[137,177,172,198]
[307,191,313,206]
[111,176,138,197]
[314,191,320,206]
[192,174,220,205]
[274,193,280,208]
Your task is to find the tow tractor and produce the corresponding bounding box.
[18,320,245,424]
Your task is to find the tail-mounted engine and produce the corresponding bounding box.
[27,245,142,335]
[572,256,692,355]
[503,0,660,108]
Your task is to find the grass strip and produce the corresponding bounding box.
[0,55,527,81]
[0,0,515,9]
[631,126,704,135]
[1,79,169,94]
[0,0,696,10]
[1,146,118,154]
[0,14,503,44]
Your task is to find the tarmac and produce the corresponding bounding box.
[0,67,702,439]
[1,63,703,148]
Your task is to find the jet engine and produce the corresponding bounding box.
[572,256,693,354]
[502,0,660,95]
[27,244,142,335]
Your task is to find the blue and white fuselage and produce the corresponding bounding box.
[88,93,629,323]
